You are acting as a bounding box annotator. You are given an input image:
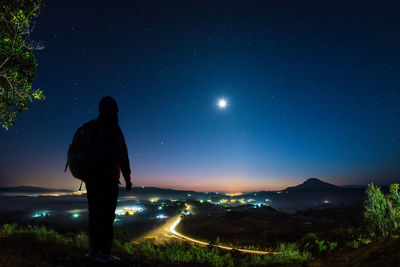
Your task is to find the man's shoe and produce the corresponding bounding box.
[94,251,121,263]
[85,248,98,259]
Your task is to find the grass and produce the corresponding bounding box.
[0,223,312,266]
[127,240,236,267]
[246,243,311,266]
[0,223,88,248]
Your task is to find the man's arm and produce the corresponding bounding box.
[116,126,131,186]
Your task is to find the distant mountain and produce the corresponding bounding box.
[118,186,199,195]
[341,185,367,189]
[0,186,72,193]
[284,178,343,192]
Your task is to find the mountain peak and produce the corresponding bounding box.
[284,178,342,192]
[305,178,321,182]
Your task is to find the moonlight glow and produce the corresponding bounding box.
[218,99,227,109]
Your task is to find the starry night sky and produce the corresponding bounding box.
[0,1,399,191]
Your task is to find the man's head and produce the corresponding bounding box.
[98,96,119,115]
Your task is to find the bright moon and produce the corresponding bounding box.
[218,99,227,109]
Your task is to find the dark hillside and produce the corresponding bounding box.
[1,228,400,266]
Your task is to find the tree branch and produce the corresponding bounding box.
[0,57,10,70]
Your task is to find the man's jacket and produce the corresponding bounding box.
[85,114,131,183]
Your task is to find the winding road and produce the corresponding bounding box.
[168,214,278,255]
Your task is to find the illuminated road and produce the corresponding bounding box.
[168,215,279,255]
[133,215,179,243]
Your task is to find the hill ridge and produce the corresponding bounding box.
[284,178,342,192]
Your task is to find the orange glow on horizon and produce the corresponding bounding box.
[226,192,243,197]
[8,170,323,193]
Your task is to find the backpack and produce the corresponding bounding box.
[65,121,99,188]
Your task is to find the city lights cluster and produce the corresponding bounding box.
[32,211,50,218]
[225,192,243,197]
[115,206,144,216]
[211,197,272,206]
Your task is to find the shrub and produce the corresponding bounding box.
[144,235,158,242]
[74,233,89,249]
[364,183,400,237]
[388,184,400,231]
[113,227,131,243]
[315,240,327,252]
[0,223,17,237]
[346,240,359,249]
[346,235,372,250]
[328,241,338,251]
[302,232,318,243]
[282,243,310,263]
[246,243,311,265]
[120,241,135,254]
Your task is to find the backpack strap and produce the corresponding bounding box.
[64,161,69,172]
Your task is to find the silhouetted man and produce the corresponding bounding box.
[84,96,132,263]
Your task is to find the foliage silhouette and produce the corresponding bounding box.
[0,0,45,130]
[364,183,400,237]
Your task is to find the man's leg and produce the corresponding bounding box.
[98,180,119,254]
[86,181,101,251]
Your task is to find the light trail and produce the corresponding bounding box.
[168,215,279,255]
